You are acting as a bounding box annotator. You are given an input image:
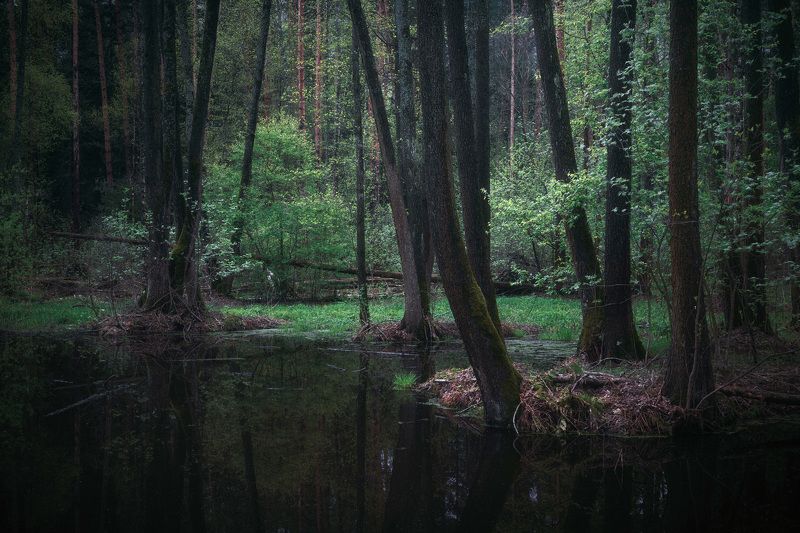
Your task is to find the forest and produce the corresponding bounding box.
[1,0,800,530]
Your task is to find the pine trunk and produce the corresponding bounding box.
[509,0,516,177]
[314,0,323,159]
[297,0,306,130]
[352,21,369,326]
[528,0,605,361]
[113,0,133,181]
[602,0,643,360]
[94,0,114,186]
[72,0,81,233]
[7,0,27,167]
[663,0,714,410]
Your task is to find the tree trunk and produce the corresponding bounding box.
[72,0,81,233]
[297,0,306,130]
[394,0,433,325]
[352,22,369,326]
[602,0,643,360]
[347,0,425,338]
[7,0,27,167]
[663,0,714,410]
[232,0,272,256]
[445,0,501,331]
[7,0,17,137]
[768,0,800,328]
[416,0,520,427]
[177,0,195,144]
[172,0,221,311]
[528,0,605,361]
[509,0,516,177]
[94,0,113,186]
[163,1,185,236]
[314,0,323,159]
[113,0,133,181]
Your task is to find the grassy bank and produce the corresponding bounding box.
[0,296,118,332]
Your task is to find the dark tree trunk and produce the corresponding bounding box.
[416,0,520,427]
[297,0,306,130]
[347,0,425,338]
[314,0,323,159]
[140,0,172,310]
[163,1,185,235]
[663,0,714,410]
[7,0,17,138]
[602,0,644,360]
[177,0,195,144]
[113,0,133,181]
[232,0,273,256]
[395,0,432,324]
[768,0,800,328]
[171,0,221,311]
[7,0,27,167]
[527,0,605,361]
[509,0,516,172]
[445,0,501,331]
[352,22,369,326]
[94,0,113,186]
[72,0,81,233]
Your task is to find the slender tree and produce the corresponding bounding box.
[94,0,113,186]
[6,0,17,130]
[509,0,517,176]
[352,22,369,326]
[663,0,714,409]
[347,0,426,338]
[417,0,520,426]
[7,0,27,167]
[297,0,306,130]
[72,0,81,232]
[527,0,605,360]
[314,0,323,158]
[768,0,800,328]
[113,0,133,181]
[445,0,501,330]
[602,0,644,360]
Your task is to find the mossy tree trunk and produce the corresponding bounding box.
[417,0,520,427]
[602,0,644,360]
[663,0,714,410]
[527,0,605,361]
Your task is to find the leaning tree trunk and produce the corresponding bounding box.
[663,0,714,410]
[7,0,27,168]
[347,0,425,338]
[171,0,221,311]
[394,0,433,328]
[602,0,644,360]
[72,0,81,233]
[417,0,520,427]
[528,0,605,361]
[94,0,113,186]
[352,22,369,326]
[445,0,501,331]
[768,0,800,329]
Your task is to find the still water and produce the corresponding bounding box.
[0,333,798,532]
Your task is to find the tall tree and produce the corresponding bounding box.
[297,0,306,130]
[395,0,433,327]
[527,0,605,360]
[72,0,81,232]
[602,0,644,360]
[509,0,517,175]
[445,0,500,330]
[113,0,133,181]
[417,0,520,426]
[94,0,113,186]
[6,0,17,131]
[768,0,800,328]
[7,0,27,167]
[352,21,369,326]
[347,0,426,338]
[314,0,323,158]
[232,0,273,256]
[663,0,714,409]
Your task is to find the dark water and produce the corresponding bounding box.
[1,333,798,533]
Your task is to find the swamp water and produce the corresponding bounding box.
[0,332,798,532]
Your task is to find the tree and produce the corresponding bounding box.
[445,0,500,331]
[527,0,605,361]
[7,0,27,168]
[72,0,80,233]
[768,0,800,328]
[352,21,369,326]
[297,0,306,130]
[416,0,520,426]
[509,0,517,175]
[602,0,644,360]
[94,0,113,186]
[663,0,714,410]
[314,0,323,158]
[347,0,426,338]
[113,0,133,181]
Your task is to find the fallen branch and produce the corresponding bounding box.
[721,386,800,406]
[49,231,148,246]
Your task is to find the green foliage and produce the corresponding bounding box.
[392,372,417,390]
[0,296,113,332]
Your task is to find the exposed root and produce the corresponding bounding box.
[95,311,286,336]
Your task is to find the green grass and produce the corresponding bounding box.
[0,296,115,332]
[392,372,417,390]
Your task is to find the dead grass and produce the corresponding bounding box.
[96,310,286,336]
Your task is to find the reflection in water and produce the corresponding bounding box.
[0,334,798,532]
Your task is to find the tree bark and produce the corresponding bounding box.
[602,0,644,360]
[663,0,714,410]
[94,0,113,186]
[314,0,323,158]
[297,0,306,130]
[527,0,605,361]
[395,0,433,324]
[177,0,195,144]
[7,0,26,167]
[445,0,501,331]
[347,0,425,338]
[7,0,17,136]
[768,0,800,328]
[417,0,520,427]
[113,0,133,181]
[509,0,516,176]
[163,0,185,233]
[72,0,81,233]
[232,0,273,256]
[352,22,369,326]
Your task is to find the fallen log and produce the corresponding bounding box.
[49,231,148,246]
[721,386,800,406]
